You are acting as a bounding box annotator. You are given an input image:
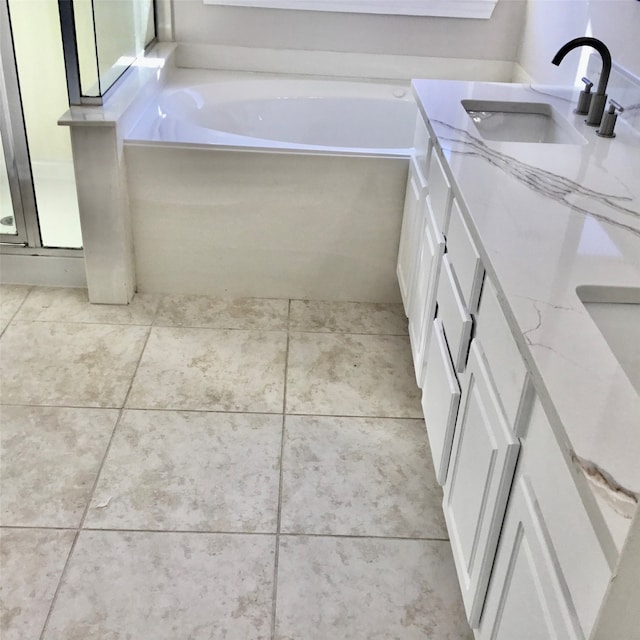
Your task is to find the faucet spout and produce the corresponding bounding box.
[551,37,612,125]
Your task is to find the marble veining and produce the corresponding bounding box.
[433,120,640,237]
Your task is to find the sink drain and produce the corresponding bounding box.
[1,216,14,226]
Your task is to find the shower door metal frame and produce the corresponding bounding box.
[0,0,41,247]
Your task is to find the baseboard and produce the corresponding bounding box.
[0,252,87,288]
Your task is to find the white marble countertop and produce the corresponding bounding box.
[412,79,640,559]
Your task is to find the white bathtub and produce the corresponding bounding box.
[125,72,415,302]
[128,76,417,155]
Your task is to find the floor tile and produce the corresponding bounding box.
[0,322,149,408]
[0,528,75,640]
[85,411,282,532]
[0,285,30,333]
[275,536,472,640]
[286,332,422,418]
[44,531,275,640]
[0,406,118,527]
[155,295,289,330]
[16,287,160,325]
[290,300,407,335]
[127,327,287,412]
[281,416,447,538]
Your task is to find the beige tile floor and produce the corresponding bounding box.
[0,286,473,640]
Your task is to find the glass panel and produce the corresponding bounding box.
[73,0,100,98]
[8,0,82,248]
[0,134,17,235]
[92,0,155,95]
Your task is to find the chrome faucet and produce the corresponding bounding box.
[552,37,612,126]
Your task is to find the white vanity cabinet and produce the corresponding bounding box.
[399,108,615,640]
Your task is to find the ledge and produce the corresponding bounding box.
[202,0,498,19]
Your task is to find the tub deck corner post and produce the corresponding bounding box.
[60,117,136,305]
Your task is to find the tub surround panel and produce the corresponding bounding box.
[126,145,408,302]
[175,43,516,82]
[412,79,640,553]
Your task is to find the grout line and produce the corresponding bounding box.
[0,401,423,422]
[270,299,291,640]
[37,324,153,640]
[276,532,450,542]
[0,525,77,532]
[0,523,448,542]
[0,285,32,339]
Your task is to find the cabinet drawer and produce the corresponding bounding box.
[436,255,472,373]
[475,279,527,430]
[522,398,611,638]
[421,318,461,485]
[447,198,484,313]
[427,150,452,234]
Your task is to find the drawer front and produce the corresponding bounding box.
[475,279,527,430]
[522,397,611,638]
[421,319,461,485]
[436,255,473,373]
[447,198,484,313]
[427,150,452,234]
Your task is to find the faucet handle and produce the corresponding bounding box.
[607,98,624,114]
[597,99,624,138]
[576,77,594,114]
[581,77,594,92]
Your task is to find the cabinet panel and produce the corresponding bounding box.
[409,206,445,384]
[397,156,428,314]
[421,318,461,485]
[447,198,484,313]
[476,279,528,430]
[522,398,611,638]
[427,150,452,233]
[443,339,520,627]
[412,116,431,174]
[477,474,582,640]
[436,255,473,373]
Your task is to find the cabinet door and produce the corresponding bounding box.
[397,157,428,315]
[477,474,583,640]
[443,339,520,627]
[421,318,461,484]
[408,204,445,384]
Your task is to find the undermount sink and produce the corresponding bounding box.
[577,285,640,396]
[462,99,586,145]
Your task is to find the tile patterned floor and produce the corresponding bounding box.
[0,286,473,640]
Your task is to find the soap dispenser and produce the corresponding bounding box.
[575,77,593,115]
[597,99,624,138]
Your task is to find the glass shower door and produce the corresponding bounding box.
[0,0,32,246]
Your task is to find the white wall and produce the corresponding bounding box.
[172,0,526,62]
[517,0,640,85]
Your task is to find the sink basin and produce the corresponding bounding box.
[462,99,586,145]
[577,286,640,396]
